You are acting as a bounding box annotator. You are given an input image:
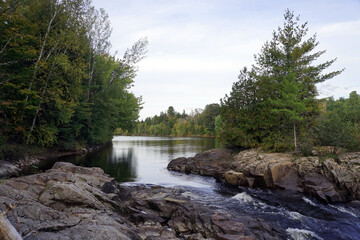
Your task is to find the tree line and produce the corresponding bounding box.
[217,10,359,153]
[0,0,145,158]
[315,92,360,153]
[2,4,358,157]
[135,9,360,154]
[131,104,220,137]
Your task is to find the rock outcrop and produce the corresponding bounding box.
[0,162,285,240]
[0,162,139,240]
[0,160,20,179]
[168,149,360,203]
[167,149,233,178]
[110,184,285,240]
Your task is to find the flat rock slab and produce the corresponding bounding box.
[0,162,286,240]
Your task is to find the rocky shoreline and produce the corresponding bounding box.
[0,162,285,240]
[167,148,360,204]
[0,144,109,179]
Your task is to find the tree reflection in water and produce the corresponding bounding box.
[50,136,218,184]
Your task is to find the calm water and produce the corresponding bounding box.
[47,136,360,240]
[54,136,219,186]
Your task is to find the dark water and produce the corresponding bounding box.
[51,136,219,186]
[46,136,360,240]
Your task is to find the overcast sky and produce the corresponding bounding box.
[92,0,360,120]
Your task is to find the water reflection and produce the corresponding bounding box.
[56,136,217,184]
[43,136,360,240]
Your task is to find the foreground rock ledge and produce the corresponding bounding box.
[0,162,284,240]
[167,149,360,203]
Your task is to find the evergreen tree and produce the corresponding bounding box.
[220,9,343,151]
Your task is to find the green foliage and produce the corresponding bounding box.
[219,9,342,151]
[134,104,220,137]
[298,137,314,156]
[0,144,44,161]
[0,0,144,152]
[315,91,360,152]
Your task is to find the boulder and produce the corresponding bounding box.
[270,162,300,191]
[0,160,20,179]
[300,172,343,203]
[0,162,140,240]
[224,170,247,186]
[168,149,233,177]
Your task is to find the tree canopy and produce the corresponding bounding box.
[316,91,360,152]
[0,0,146,155]
[219,9,343,151]
[133,104,220,137]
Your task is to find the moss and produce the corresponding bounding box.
[318,153,338,163]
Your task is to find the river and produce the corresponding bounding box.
[47,136,360,240]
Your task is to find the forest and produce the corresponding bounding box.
[132,104,220,137]
[217,10,360,153]
[1,2,359,158]
[138,10,360,154]
[0,0,145,158]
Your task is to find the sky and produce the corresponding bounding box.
[92,0,360,120]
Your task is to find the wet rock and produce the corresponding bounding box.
[119,184,285,240]
[348,200,360,209]
[168,148,360,203]
[0,162,286,239]
[300,172,342,203]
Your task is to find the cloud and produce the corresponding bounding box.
[139,56,238,72]
[317,20,360,36]
[92,0,360,119]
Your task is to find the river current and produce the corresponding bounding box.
[46,136,360,240]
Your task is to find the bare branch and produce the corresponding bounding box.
[0,38,11,55]
[0,61,18,66]
[123,37,148,65]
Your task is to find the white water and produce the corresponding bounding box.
[286,228,323,240]
[330,205,358,217]
[302,197,318,207]
[287,211,304,220]
[58,136,360,240]
[232,192,254,203]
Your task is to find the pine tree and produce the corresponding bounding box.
[220,9,343,151]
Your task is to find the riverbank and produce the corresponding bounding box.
[0,143,110,179]
[0,162,284,240]
[117,134,216,138]
[167,148,360,204]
